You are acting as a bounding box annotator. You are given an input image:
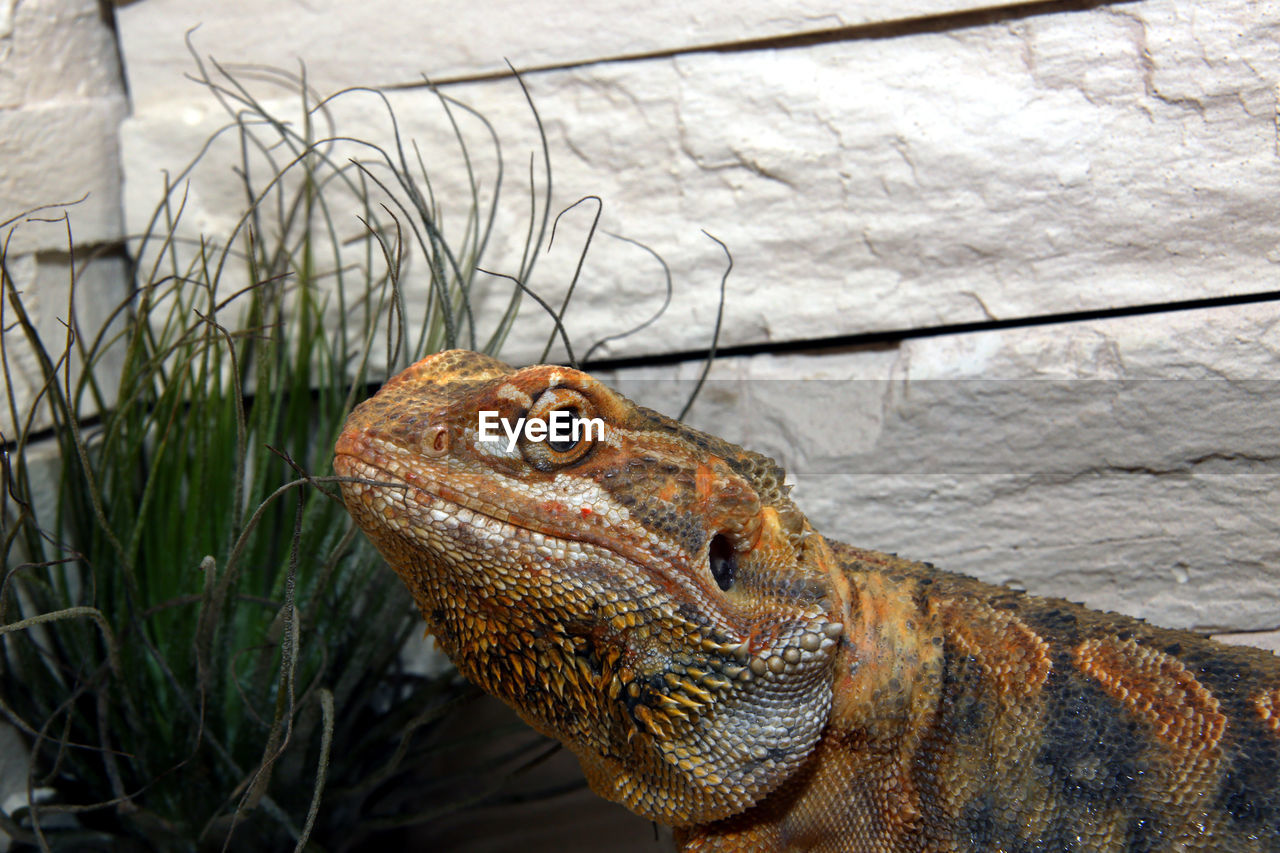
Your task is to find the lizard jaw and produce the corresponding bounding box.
[334,350,848,825]
[335,444,842,825]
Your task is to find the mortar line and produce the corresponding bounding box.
[581,288,1280,370]
[379,0,1139,91]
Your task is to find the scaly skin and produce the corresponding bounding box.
[334,350,1280,852]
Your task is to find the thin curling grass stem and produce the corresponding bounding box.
[0,56,613,852]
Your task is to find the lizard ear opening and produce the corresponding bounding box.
[708,533,736,591]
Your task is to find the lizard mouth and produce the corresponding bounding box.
[333,428,524,525]
[333,445,703,655]
[333,434,752,642]
[334,429,694,578]
[333,449,540,549]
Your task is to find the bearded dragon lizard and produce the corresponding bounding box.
[334,350,1280,852]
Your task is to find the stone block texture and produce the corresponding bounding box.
[0,2,126,836]
[1,0,126,251]
[118,0,1280,745]
[117,0,1064,109]
[1,0,127,436]
[119,0,1280,364]
[7,0,1280,848]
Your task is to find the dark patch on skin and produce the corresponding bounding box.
[754,574,827,605]
[1177,645,1253,685]
[621,684,645,719]
[1122,809,1172,853]
[1214,731,1280,832]
[954,792,1035,853]
[1036,607,1079,634]
[1036,665,1147,804]
[675,602,708,627]
[575,635,607,678]
[623,495,705,558]
[912,584,932,614]
[558,708,581,729]
[1038,803,1105,852]
[938,641,988,735]
[947,691,986,737]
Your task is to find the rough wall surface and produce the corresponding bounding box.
[6,0,1280,849]
[0,0,129,837]
[115,0,1280,638]
[1,0,127,436]
[116,1,1280,361]
[1,0,124,249]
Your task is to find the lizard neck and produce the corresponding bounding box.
[800,534,946,734]
[831,562,946,734]
[679,545,947,849]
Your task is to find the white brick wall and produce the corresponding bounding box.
[112,0,1280,638]
[0,0,128,837]
[114,0,1077,107]
[116,1,1280,361]
[7,1,1280,848]
[0,0,125,249]
[1,0,127,436]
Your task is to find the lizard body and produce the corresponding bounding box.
[334,350,1280,852]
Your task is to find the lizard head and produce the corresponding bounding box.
[334,349,843,825]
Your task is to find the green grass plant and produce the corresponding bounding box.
[0,54,565,852]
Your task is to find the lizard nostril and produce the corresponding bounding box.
[421,424,449,458]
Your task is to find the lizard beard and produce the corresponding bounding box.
[338,468,840,825]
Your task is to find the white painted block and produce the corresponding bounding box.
[603,300,1280,635]
[115,0,1061,109]
[0,98,128,254]
[119,0,1280,363]
[1215,630,1280,654]
[0,0,123,109]
[0,248,128,438]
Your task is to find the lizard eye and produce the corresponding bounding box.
[708,533,736,591]
[546,408,582,453]
[520,387,600,470]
